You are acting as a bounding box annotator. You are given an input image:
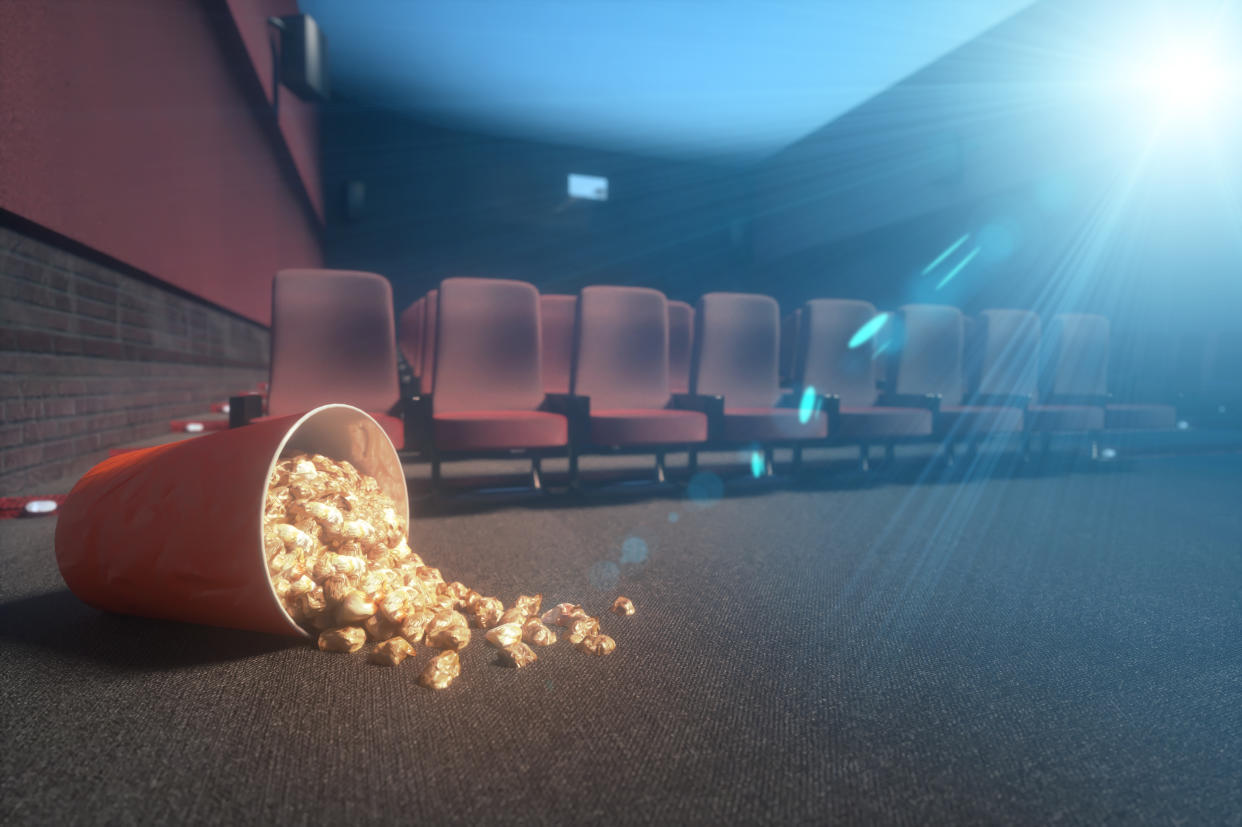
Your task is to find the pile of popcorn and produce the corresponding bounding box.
[263,452,635,690]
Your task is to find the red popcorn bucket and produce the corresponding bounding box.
[54,404,409,638]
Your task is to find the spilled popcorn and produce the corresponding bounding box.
[264,453,632,689]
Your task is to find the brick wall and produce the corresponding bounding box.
[0,223,269,495]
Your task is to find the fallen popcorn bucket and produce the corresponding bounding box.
[55,404,408,638]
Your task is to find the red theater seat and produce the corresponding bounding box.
[693,293,827,446]
[432,410,567,452]
[589,408,707,445]
[540,294,576,395]
[239,269,404,448]
[797,299,932,448]
[570,286,707,480]
[413,278,568,487]
[668,300,694,395]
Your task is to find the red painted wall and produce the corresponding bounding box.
[0,0,323,325]
[225,0,324,221]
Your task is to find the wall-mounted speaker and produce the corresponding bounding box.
[275,14,329,102]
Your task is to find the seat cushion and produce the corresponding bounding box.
[433,411,567,452]
[589,409,707,447]
[721,407,827,442]
[1105,403,1176,430]
[836,406,933,439]
[1026,404,1105,432]
[938,405,1024,435]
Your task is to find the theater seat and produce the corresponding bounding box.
[417,278,568,488]
[1104,403,1176,430]
[571,286,707,481]
[1025,404,1105,431]
[938,405,1025,434]
[589,409,707,446]
[432,410,568,452]
[694,293,827,445]
[668,300,694,395]
[540,294,576,395]
[797,299,932,451]
[972,308,1103,435]
[241,269,404,448]
[1042,313,1176,432]
[888,304,1024,441]
[720,408,823,442]
[835,406,932,439]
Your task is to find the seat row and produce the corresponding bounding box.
[229,270,1177,488]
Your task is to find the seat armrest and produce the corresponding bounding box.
[817,394,841,431]
[877,393,942,415]
[970,393,1031,409]
[228,394,264,428]
[542,394,590,445]
[402,395,434,452]
[670,393,724,439]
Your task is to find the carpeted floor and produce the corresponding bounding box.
[2,450,1240,825]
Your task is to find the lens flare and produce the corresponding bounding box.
[798,386,818,424]
[848,313,890,349]
[921,233,971,275]
[935,246,982,290]
[750,451,765,479]
[588,560,621,590]
[620,536,649,564]
[687,472,724,508]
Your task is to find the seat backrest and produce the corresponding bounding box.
[780,309,802,387]
[397,297,424,378]
[973,309,1040,397]
[693,292,782,409]
[540,294,577,395]
[798,299,880,407]
[573,286,670,410]
[890,304,965,405]
[432,278,544,414]
[267,269,400,416]
[420,288,438,394]
[1041,313,1109,398]
[668,300,694,394]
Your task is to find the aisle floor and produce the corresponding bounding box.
[3,452,1240,824]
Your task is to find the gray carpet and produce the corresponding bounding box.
[2,452,1240,825]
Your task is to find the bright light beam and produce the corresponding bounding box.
[921,233,971,275]
[1126,37,1237,126]
[798,386,818,424]
[848,312,890,349]
[935,246,982,290]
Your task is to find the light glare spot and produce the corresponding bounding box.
[935,246,982,290]
[620,536,649,565]
[750,451,764,479]
[588,560,620,590]
[848,313,890,349]
[687,472,724,508]
[798,386,817,424]
[921,233,970,276]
